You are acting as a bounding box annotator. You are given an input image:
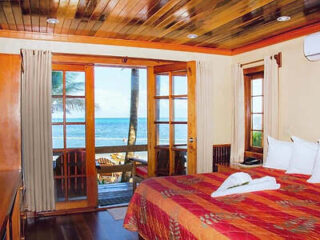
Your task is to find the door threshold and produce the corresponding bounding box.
[98,202,129,210]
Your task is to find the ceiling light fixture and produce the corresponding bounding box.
[47,18,59,24]
[187,33,198,39]
[277,16,291,22]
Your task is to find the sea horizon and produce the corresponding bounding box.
[52,117,187,151]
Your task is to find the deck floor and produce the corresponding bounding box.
[98,182,133,206]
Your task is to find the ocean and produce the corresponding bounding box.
[52,118,187,152]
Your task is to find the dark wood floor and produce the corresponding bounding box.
[25,210,139,240]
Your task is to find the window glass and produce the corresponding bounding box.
[156,75,169,96]
[251,79,262,96]
[66,98,85,122]
[65,72,85,96]
[245,70,264,151]
[52,71,63,95]
[173,75,187,95]
[157,124,169,145]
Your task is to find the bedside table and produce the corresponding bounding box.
[217,163,262,173]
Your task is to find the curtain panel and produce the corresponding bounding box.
[21,49,55,212]
[230,64,245,164]
[263,57,279,161]
[196,61,215,173]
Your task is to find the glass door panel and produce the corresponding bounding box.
[52,64,95,209]
[156,74,169,96]
[157,124,170,145]
[149,62,196,176]
[173,75,187,95]
[174,124,187,144]
[156,99,169,122]
[173,98,188,122]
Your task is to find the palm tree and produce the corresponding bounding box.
[51,71,85,113]
[122,68,139,182]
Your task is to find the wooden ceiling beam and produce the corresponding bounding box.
[0,29,232,55]
[0,20,318,56]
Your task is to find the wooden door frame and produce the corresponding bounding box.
[51,63,96,210]
[148,61,197,176]
[187,61,197,175]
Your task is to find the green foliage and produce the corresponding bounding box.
[52,71,85,113]
[252,131,262,147]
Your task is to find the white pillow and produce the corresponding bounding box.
[286,136,319,175]
[264,136,293,170]
[308,148,320,183]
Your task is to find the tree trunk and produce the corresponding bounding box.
[122,68,139,182]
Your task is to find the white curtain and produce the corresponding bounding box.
[263,57,279,161]
[230,64,245,164]
[196,61,215,173]
[21,49,55,212]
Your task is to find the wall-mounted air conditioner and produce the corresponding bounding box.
[304,32,320,61]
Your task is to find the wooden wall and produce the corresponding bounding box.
[0,54,21,170]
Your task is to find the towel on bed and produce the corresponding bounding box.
[211,172,280,198]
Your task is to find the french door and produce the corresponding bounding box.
[147,61,197,176]
[51,64,96,210]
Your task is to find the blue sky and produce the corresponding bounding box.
[95,66,147,118]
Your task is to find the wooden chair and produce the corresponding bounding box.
[96,158,148,193]
[129,158,148,192]
[96,163,133,180]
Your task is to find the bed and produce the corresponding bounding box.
[123,167,320,240]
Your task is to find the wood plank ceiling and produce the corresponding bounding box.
[0,0,319,50]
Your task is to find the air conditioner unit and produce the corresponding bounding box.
[304,32,320,61]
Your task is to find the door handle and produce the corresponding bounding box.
[188,137,195,143]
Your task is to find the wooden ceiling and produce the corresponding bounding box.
[0,0,319,52]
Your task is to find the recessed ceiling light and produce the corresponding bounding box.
[277,16,291,22]
[187,33,198,39]
[47,18,59,24]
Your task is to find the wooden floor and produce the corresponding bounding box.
[25,210,139,240]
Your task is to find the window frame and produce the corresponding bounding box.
[244,66,264,159]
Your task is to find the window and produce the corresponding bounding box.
[244,66,264,156]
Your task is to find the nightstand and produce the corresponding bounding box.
[217,163,262,173]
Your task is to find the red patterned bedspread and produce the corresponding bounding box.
[123,167,320,240]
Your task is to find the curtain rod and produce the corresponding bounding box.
[240,59,264,68]
[240,52,282,68]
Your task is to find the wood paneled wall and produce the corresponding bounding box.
[0,54,21,170]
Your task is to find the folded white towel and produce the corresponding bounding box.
[216,172,252,192]
[211,172,280,198]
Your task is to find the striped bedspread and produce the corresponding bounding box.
[123,167,320,240]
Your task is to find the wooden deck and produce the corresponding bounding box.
[98,182,133,207]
